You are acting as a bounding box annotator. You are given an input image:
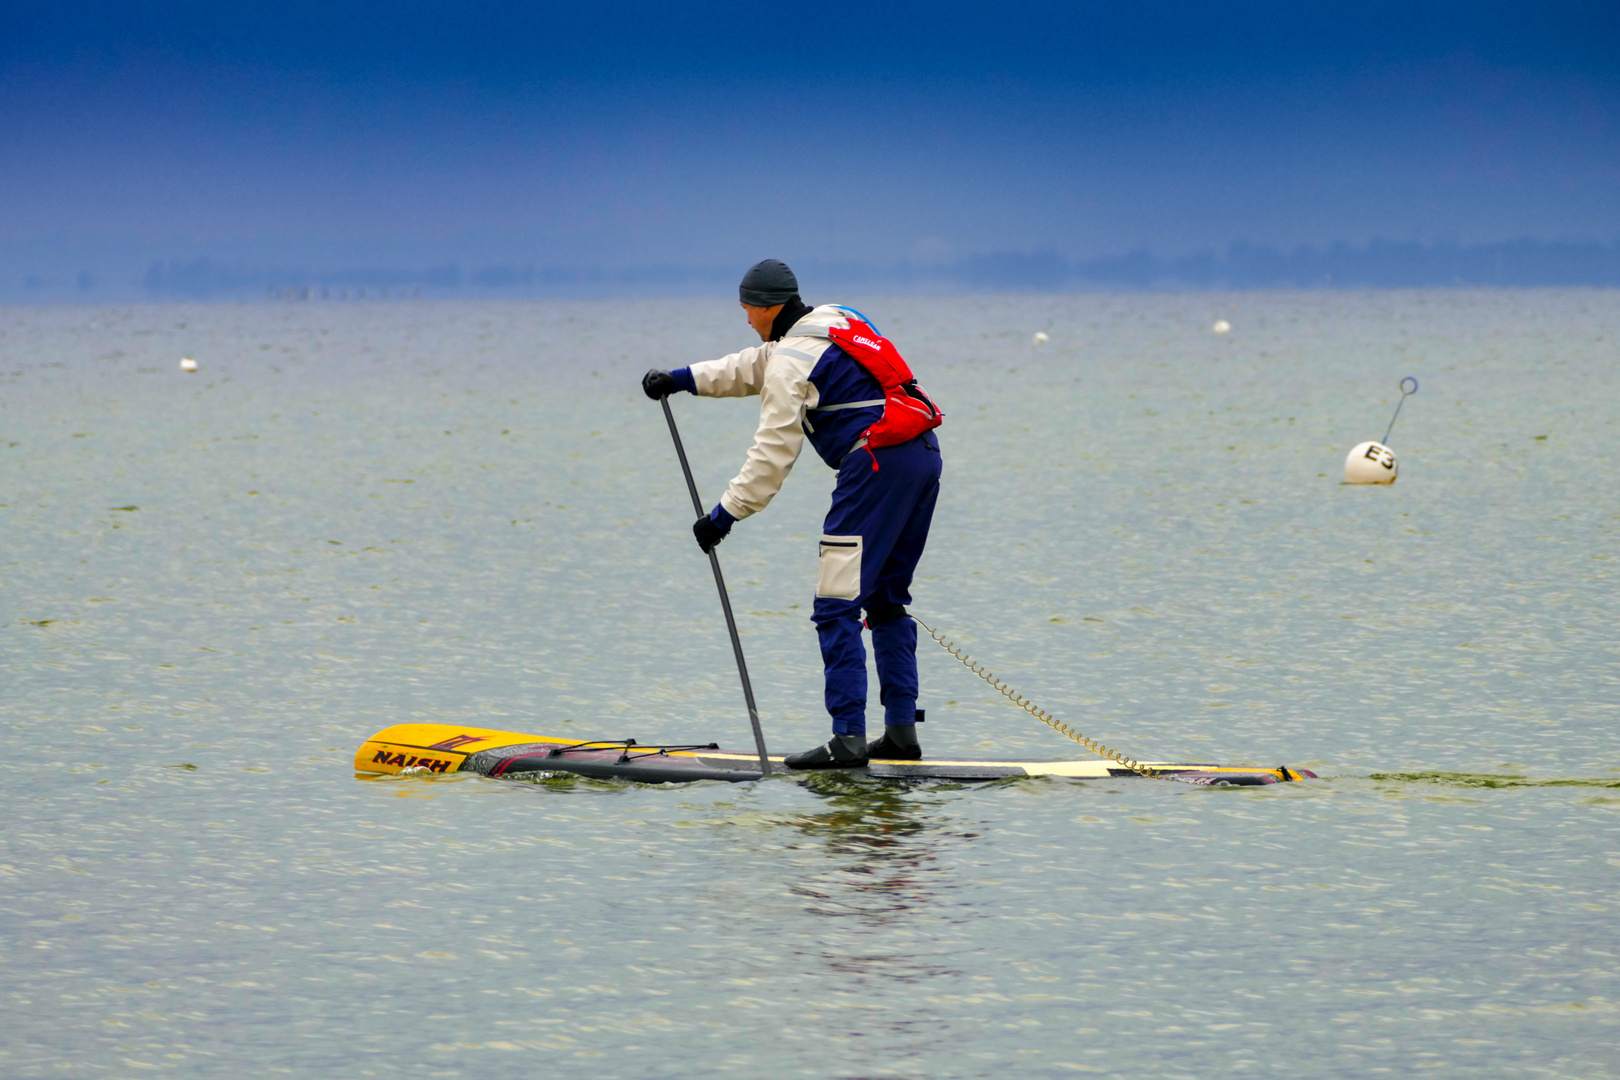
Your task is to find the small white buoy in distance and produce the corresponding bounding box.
[1032,331,1049,345]
[179,357,198,372]
[1212,319,1231,334]
[1345,441,1397,484]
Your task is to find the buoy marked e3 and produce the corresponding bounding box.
[1345,441,1397,484]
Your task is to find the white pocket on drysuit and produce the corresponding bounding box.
[816,535,863,600]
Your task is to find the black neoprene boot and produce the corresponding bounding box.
[783,733,869,769]
[866,724,922,760]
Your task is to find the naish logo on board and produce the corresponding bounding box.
[427,734,488,751]
[372,751,453,773]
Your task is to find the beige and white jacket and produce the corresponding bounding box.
[686,304,886,521]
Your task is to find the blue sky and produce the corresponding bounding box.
[3,0,1617,283]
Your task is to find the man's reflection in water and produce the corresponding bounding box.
[777,774,985,985]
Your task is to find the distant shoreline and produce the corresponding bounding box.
[3,236,1620,302]
[6,238,1620,304]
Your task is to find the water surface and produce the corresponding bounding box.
[2,291,1616,1077]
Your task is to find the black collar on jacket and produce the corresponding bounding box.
[769,296,813,342]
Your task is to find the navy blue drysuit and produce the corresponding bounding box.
[816,430,942,737]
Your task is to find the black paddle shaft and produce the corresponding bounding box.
[660,396,772,776]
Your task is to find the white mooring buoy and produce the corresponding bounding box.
[1032,331,1049,345]
[1344,377,1418,485]
[179,357,198,372]
[1345,441,1397,483]
[1212,319,1231,334]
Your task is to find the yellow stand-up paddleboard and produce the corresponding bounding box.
[355,723,1314,785]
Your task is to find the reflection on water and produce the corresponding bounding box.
[782,781,971,932]
[714,778,984,996]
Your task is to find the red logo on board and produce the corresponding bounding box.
[428,734,488,751]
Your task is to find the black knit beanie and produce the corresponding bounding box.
[738,259,799,306]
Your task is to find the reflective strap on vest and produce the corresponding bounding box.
[809,398,885,413]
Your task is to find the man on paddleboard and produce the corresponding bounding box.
[642,259,943,768]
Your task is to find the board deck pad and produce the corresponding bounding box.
[354,723,1315,786]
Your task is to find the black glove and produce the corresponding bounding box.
[642,369,678,400]
[693,513,728,554]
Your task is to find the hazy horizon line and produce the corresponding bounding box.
[7,236,1620,303]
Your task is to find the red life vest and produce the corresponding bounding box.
[825,318,944,451]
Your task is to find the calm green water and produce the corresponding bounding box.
[2,291,1617,1078]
